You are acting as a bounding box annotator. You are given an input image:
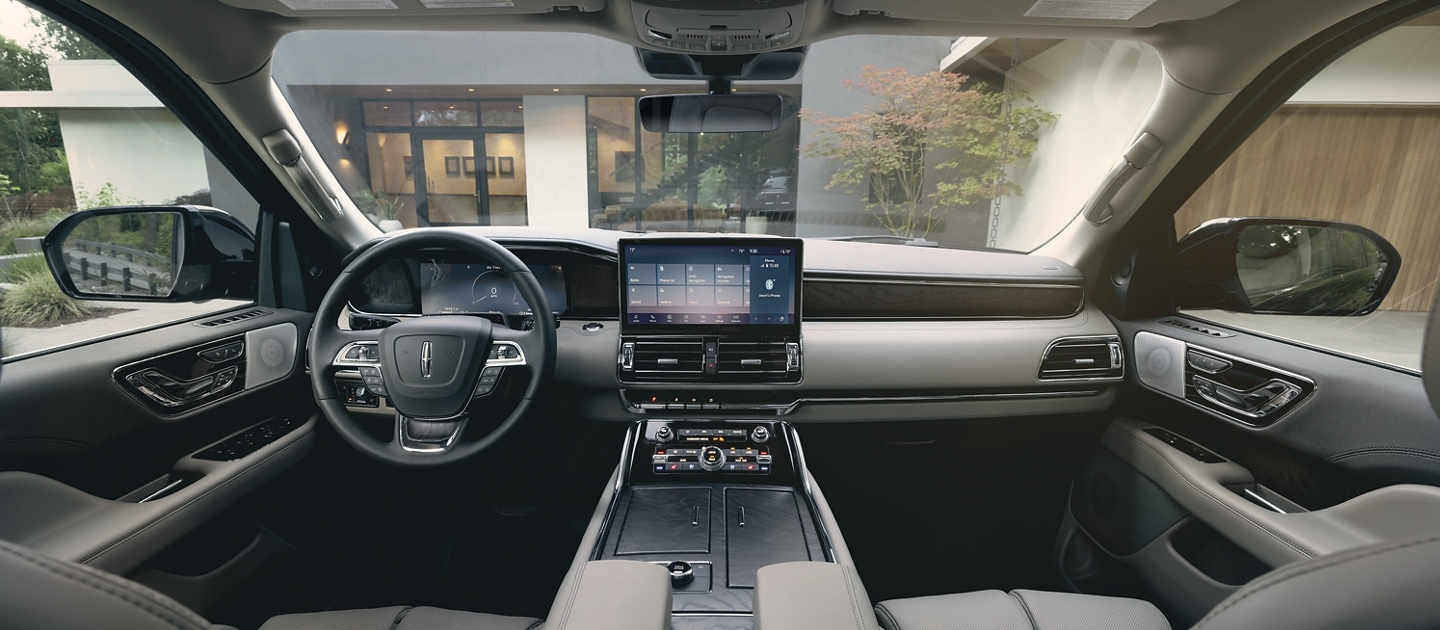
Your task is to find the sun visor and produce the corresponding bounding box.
[217,0,606,17]
[832,0,1242,28]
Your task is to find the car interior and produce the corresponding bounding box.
[3,0,1440,629]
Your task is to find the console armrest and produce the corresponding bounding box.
[544,560,671,630]
[755,562,881,630]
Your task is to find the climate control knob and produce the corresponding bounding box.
[750,426,770,443]
[655,425,674,443]
[699,445,726,471]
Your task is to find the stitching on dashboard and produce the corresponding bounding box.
[79,426,313,565]
[1328,447,1440,463]
[1118,430,1315,559]
[1191,533,1440,629]
[0,541,209,630]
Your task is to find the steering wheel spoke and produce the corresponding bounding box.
[394,413,467,454]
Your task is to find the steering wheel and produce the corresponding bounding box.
[307,229,556,466]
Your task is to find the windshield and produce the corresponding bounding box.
[273,33,1160,252]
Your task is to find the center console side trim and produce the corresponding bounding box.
[786,423,838,564]
[590,424,638,561]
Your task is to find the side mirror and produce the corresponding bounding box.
[42,205,256,302]
[1176,218,1400,316]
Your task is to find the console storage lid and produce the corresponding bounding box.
[754,561,881,630]
[544,560,672,630]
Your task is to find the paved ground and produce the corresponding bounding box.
[1181,308,1426,372]
[2,298,249,358]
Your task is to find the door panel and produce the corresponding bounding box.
[0,308,316,498]
[1057,314,1440,624]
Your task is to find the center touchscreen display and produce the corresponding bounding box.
[619,238,801,331]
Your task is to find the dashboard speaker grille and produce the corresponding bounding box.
[1039,337,1124,380]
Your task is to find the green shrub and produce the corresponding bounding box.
[0,216,55,255]
[4,254,49,283]
[0,260,91,327]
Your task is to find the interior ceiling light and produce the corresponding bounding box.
[384,88,393,92]
[467,88,475,92]
[552,88,560,92]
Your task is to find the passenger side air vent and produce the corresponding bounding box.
[1038,336,1123,380]
[624,338,705,380]
[717,341,788,376]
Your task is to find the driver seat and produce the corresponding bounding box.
[0,536,542,630]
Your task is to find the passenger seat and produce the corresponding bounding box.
[872,529,1440,630]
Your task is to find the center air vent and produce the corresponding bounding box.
[717,341,788,375]
[1039,337,1124,380]
[625,338,705,381]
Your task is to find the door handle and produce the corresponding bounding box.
[126,366,239,407]
[1192,376,1302,419]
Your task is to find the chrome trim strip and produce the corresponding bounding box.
[590,424,638,561]
[333,340,379,367]
[1243,487,1289,514]
[137,478,188,503]
[785,422,839,564]
[619,389,1105,415]
[671,612,753,617]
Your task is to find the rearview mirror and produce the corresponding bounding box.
[1176,218,1400,316]
[638,93,785,133]
[42,205,257,302]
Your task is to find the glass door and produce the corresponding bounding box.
[416,136,484,225]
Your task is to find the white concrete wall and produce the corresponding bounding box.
[522,95,589,229]
[58,109,209,207]
[994,40,1163,251]
[49,60,211,207]
[1290,26,1440,103]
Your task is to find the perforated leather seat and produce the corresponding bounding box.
[874,531,1440,630]
[0,537,542,630]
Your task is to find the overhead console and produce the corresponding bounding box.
[618,237,803,385]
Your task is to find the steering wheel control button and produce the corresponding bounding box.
[699,445,725,471]
[667,561,694,587]
[357,366,388,396]
[474,366,503,396]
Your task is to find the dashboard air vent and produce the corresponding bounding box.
[196,308,271,327]
[1039,337,1123,380]
[629,338,705,379]
[717,341,789,375]
[1160,318,1235,338]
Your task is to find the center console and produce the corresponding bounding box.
[590,419,837,630]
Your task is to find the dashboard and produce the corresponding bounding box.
[341,230,1125,423]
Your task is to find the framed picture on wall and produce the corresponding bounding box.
[485,156,496,177]
[403,155,413,176]
[444,156,461,175]
[498,156,515,177]
[462,156,476,175]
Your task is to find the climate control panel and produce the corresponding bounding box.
[632,420,793,483]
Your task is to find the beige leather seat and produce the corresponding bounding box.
[0,536,542,630]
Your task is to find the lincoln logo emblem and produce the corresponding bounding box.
[420,341,434,378]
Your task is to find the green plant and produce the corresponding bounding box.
[351,189,404,221]
[0,214,56,255]
[3,253,49,283]
[803,66,1055,238]
[0,260,90,327]
[74,182,139,210]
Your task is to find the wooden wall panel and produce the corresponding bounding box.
[1175,106,1440,311]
